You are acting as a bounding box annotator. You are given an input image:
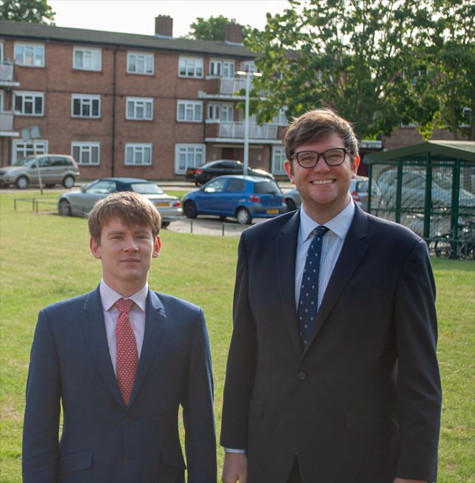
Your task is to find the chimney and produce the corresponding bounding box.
[224,20,243,45]
[155,15,173,38]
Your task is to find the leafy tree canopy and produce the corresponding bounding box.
[187,15,256,45]
[0,0,55,24]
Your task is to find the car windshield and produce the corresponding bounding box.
[15,156,38,167]
[131,183,164,194]
[254,181,281,195]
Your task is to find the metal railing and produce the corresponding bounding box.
[218,121,278,140]
[0,64,14,82]
[0,111,14,131]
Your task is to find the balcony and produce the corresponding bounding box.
[0,112,19,137]
[0,64,20,87]
[199,77,264,100]
[205,121,280,143]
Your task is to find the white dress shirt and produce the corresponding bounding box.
[99,280,148,375]
[295,200,355,309]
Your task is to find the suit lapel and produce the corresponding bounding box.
[128,289,167,409]
[303,206,369,356]
[276,211,302,357]
[82,287,124,408]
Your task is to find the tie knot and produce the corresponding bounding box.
[314,225,329,238]
[115,298,134,314]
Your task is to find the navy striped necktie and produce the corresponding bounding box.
[297,225,329,347]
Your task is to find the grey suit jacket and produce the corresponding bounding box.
[23,287,217,483]
[221,206,441,483]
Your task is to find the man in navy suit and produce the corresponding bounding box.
[23,192,217,483]
[221,109,441,483]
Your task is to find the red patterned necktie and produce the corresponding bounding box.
[115,298,138,406]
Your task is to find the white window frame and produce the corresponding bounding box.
[0,43,4,64]
[14,42,45,67]
[0,91,4,112]
[13,91,44,116]
[71,142,100,165]
[240,60,257,73]
[127,52,154,75]
[174,144,206,174]
[177,100,202,122]
[178,56,203,78]
[209,59,235,79]
[207,103,234,123]
[273,108,288,126]
[12,140,48,164]
[71,94,101,119]
[125,143,152,166]
[271,146,287,175]
[73,47,102,72]
[126,97,154,121]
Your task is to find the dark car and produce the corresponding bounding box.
[58,177,181,227]
[182,175,286,224]
[185,160,274,186]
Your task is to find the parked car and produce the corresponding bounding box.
[282,176,377,212]
[58,178,181,227]
[377,169,475,209]
[0,154,80,189]
[182,175,286,224]
[185,160,274,186]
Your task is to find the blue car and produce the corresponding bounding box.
[182,175,286,225]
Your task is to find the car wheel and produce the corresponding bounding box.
[58,199,71,216]
[45,184,56,188]
[161,221,170,229]
[285,198,297,212]
[184,201,198,219]
[236,207,252,225]
[16,176,29,189]
[62,176,75,189]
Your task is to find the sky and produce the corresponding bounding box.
[48,0,290,37]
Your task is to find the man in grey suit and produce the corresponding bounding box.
[221,109,441,483]
[23,192,217,483]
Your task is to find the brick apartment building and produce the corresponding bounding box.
[0,17,457,181]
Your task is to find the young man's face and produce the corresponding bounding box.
[284,132,360,222]
[90,217,160,294]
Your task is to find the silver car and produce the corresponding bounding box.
[58,177,182,227]
[0,154,80,189]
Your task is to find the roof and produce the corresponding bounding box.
[0,20,257,59]
[365,140,475,164]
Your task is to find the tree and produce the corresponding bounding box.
[187,15,255,44]
[245,0,440,140]
[0,0,55,24]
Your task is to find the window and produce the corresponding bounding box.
[72,142,100,165]
[272,108,288,126]
[272,147,286,175]
[85,180,117,194]
[12,140,48,164]
[125,144,152,165]
[226,179,247,192]
[241,60,257,73]
[208,103,233,122]
[14,43,45,67]
[178,56,203,78]
[72,94,101,118]
[126,97,153,120]
[73,47,101,71]
[174,144,205,174]
[177,100,202,122]
[14,91,44,116]
[203,177,227,193]
[127,52,154,75]
[209,59,235,78]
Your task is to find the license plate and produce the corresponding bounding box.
[155,202,169,207]
[267,209,279,214]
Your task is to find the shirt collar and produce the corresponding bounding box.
[299,198,355,242]
[99,279,148,312]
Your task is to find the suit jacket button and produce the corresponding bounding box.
[297,371,306,380]
[125,416,132,424]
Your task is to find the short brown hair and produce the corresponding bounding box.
[88,191,161,242]
[284,108,359,162]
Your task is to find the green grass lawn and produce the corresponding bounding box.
[0,192,474,482]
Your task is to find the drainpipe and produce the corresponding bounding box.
[111,47,118,176]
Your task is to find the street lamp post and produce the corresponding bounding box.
[236,70,262,177]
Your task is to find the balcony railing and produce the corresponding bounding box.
[0,111,14,131]
[219,78,248,95]
[217,121,278,140]
[0,64,14,82]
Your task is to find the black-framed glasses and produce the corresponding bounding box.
[292,148,348,168]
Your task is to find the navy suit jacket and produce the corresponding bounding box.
[23,287,217,483]
[221,206,441,483]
